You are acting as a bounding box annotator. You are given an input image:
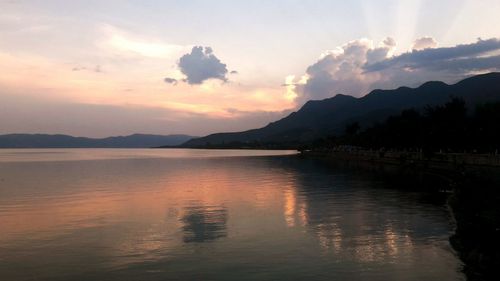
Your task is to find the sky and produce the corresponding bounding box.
[1,0,500,137]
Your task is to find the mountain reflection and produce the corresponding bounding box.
[181,205,228,243]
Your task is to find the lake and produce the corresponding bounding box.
[0,149,464,281]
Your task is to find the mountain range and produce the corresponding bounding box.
[0,134,194,148]
[183,72,500,148]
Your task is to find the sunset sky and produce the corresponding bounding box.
[1,0,500,137]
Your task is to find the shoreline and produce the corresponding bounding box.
[299,150,500,281]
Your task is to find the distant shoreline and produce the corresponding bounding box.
[0,133,196,148]
[300,149,500,168]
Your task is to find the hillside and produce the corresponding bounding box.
[0,134,195,148]
[183,72,500,148]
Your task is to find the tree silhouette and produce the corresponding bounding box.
[311,97,500,154]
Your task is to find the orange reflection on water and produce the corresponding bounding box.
[0,151,465,281]
[283,188,296,227]
[0,157,300,260]
[283,186,308,228]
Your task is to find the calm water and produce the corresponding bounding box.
[0,149,464,281]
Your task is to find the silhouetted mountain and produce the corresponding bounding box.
[183,72,500,147]
[0,133,195,148]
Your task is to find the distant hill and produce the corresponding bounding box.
[183,72,500,148]
[0,134,195,148]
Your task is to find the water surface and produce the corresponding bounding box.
[0,149,464,280]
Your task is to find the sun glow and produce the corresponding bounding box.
[284,75,298,101]
[101,25,188,58]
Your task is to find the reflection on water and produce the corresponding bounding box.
[181,205,228,243]
[0,149,464,281]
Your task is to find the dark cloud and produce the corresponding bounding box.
[365,38,500,73]
[178,46,228,85]
[230,70,238,74]
[425,55,500,72]
[164,77,178,85]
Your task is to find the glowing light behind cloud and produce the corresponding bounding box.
[106,33,185,58]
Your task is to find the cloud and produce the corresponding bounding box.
[72,65,102,73]
[177,46,229,85]
[291,37,500,104]
[425,55,500,72]
[365,38,500,72]
[412,36,437,51]
[230,70,238,74]
[293,38,395,103]
[102,24,186,59]
[164,77,178,85]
